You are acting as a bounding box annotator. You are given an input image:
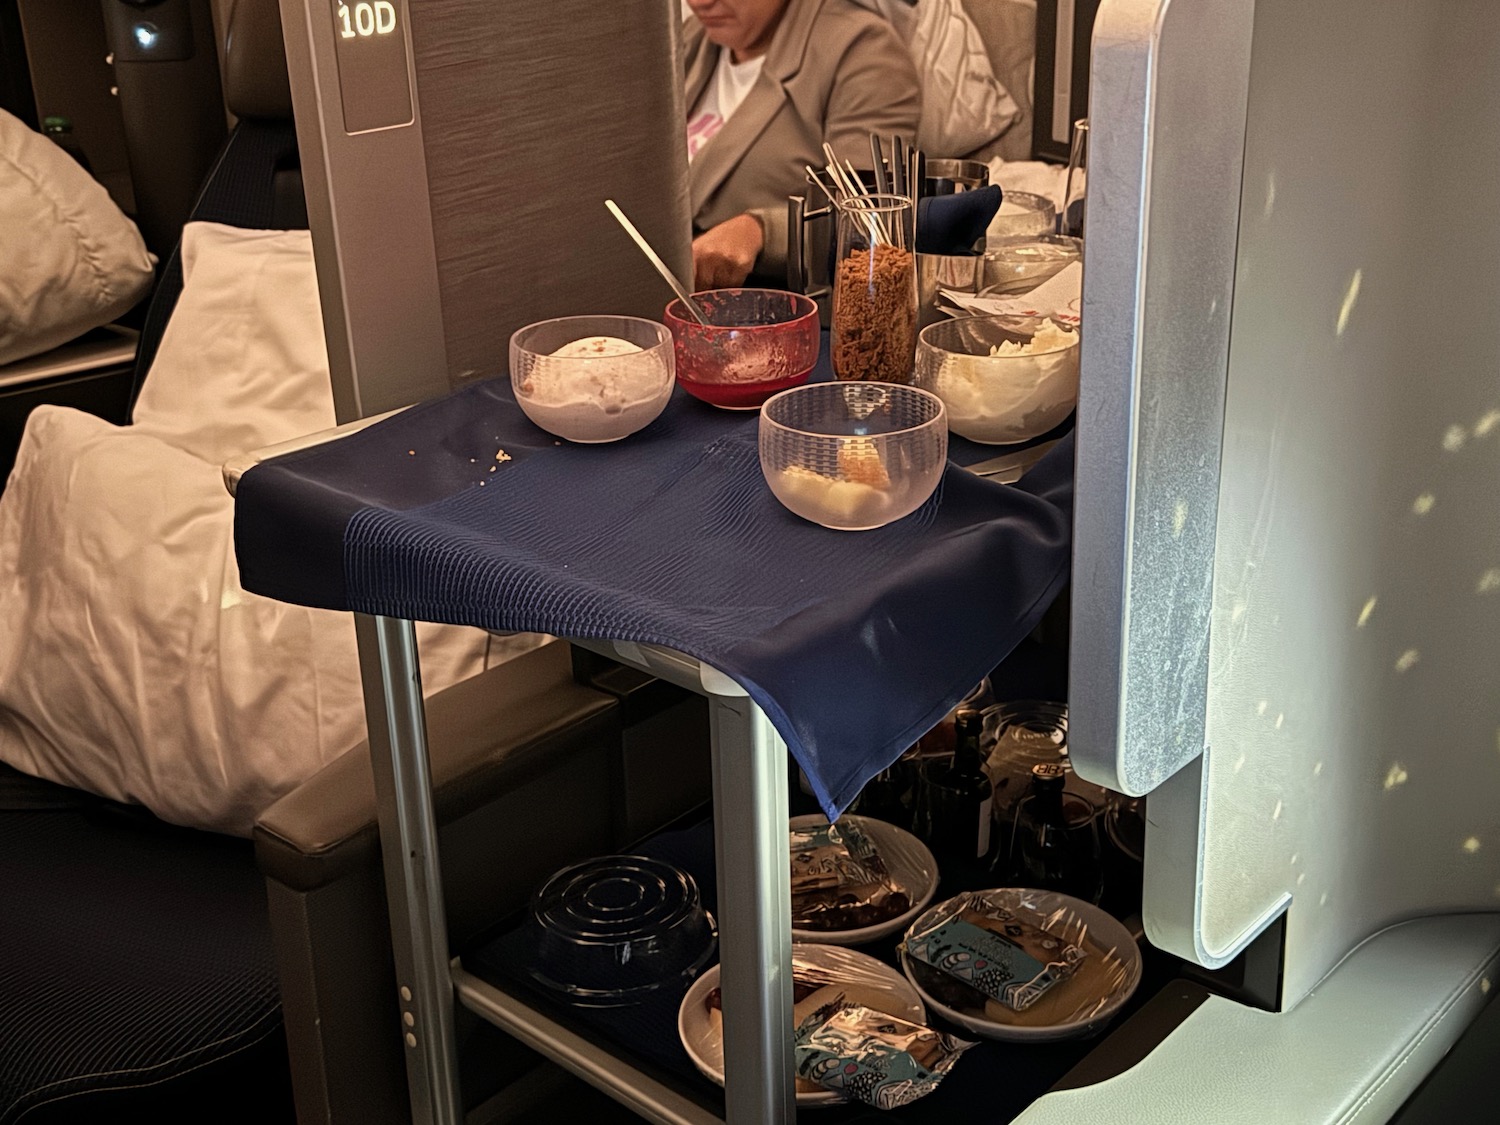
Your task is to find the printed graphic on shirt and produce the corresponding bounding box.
[687,111,724,161]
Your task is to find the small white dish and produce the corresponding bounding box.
[899,888,1142,1043]
[677,944,925,1108]
[788,814,939,946]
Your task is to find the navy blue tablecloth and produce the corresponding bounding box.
[234,362,1072,819]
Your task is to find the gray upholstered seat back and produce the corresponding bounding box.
[282,0,691,419]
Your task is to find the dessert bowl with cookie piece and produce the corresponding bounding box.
[759,382,947,531]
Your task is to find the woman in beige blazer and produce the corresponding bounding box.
[684,0,921,289]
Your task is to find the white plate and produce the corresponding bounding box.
[677,943,925,1108]
[899,888,1142,1043]
[789,814,939,946]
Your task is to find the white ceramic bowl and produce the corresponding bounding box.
[913,314,1079,446]
[788,814,939,946]
[898,888,1142,1042]
[678,944,925,1108]
[510,315,674,443]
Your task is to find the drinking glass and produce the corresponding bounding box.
[830,194,917,383]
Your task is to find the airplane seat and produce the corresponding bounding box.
[0,765,295,1125]
[3,0,709,1119]
[126,0,304,414]
[0,8,306,1122]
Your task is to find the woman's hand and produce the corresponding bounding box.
[691,213,764,290]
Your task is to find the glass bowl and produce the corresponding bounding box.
[759,382,947,531]
[525,855,717,1008]
[665,289,820,410]
[510,315,674,443]
[913,314,1079,446]
[985,190,1058,245]
[980,235,1082,295]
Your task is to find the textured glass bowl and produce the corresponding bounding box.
[759,382,947,531]
[665,289,820,410]
[510,315,674,443]
[980,235,1082,295]
[985,190,1058,245]
[913,314,1080,446]
[526,856,717,1007]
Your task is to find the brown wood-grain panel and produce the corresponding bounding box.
[409,0,692,386]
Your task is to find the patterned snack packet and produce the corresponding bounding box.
[902,893,1087,1012]
[793,998,974,1109]
[790,820,910,931]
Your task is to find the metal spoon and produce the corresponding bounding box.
[870,134,889,195]
[604,198,709,325]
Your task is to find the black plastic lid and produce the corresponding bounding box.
[1031,761,1068,786]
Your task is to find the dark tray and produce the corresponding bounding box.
[463,819,1187,1123]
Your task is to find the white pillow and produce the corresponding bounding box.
[0,221,529,833]
[131,223,337,463]
[858,0,1023,157]
[0,108,154,366]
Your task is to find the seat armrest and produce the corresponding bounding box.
[0,326,139,392]
[222,407,398,495]
[254,640,617,892]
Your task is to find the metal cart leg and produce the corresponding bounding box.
[356,614,463,1125]
[709,696,796,1124]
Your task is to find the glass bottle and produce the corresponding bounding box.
[1006,761,1103,903]
[914,679,993,761]
[830,193,918,383]
[984,701,1068,848]
[1059,118,1088,239]
[914,709,994,886]
[850,748,918,830]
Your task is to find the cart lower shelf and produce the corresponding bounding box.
[456,820,1191,1124]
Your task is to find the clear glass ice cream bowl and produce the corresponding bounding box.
[913,314,1080,446]
[759,382,947,532]
[510,315,674,443]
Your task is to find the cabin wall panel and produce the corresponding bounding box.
[408,0,692,386]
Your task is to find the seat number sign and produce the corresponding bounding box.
[329,0,414,134]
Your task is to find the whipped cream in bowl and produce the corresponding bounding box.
[913,314,1080,446]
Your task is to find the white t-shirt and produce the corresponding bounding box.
[686,50,766,162]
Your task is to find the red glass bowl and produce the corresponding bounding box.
[664,289,820,410]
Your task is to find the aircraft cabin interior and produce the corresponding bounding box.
[0,1,1496,1123]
